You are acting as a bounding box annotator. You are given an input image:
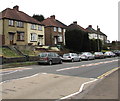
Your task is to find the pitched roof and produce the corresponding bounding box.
[86,25,97,33]
[41,15,67,28]
[0,6,43,25]
[86,25,107,36]
[67,21,87,32]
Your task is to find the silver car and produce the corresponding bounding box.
[80,52,95,60]
[62,53,81,62]
[104,51,116,57]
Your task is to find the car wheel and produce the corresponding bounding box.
[38,62,41,65]
[71,59,74,62]
[49,60,52,65]
[87,57,89,61]
[79,58,81,62]
[59,60,63,64]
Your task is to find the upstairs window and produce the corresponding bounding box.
[17,21,24,27]
[54,27,57,32]
[30,33,37,41]
[31,24,36,30]
[8,20,14,26]
[38,25,42,31]
[58,28,62,32]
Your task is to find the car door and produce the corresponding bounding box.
[55,53,61,63]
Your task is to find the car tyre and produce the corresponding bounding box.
[71,59,74,62]
[59,60,63,64]
[79,58,81,62]
[49,60,52,65]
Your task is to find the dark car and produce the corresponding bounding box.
[94,52,105,59]
[38,52,62,65]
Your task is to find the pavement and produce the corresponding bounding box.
[68,68,119,100]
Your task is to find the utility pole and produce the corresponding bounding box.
[97,25,100,52]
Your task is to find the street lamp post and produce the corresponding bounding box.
[97,25,100,52]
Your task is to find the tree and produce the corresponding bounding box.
[32,14,45,22]
[82,32,91,52]
[65,29,90,52]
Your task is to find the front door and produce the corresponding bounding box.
[9,34,14,45]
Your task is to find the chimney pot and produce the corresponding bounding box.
[13,5,19,11]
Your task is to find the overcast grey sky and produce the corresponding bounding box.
[0,0,119,42]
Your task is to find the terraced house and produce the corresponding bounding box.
[41,15,67,46]
[0,6,45,45]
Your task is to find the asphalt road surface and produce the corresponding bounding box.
[0,57,119,100]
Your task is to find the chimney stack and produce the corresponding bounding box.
[13,5,19,11]
[97,28,100,32]
[50,15,55,19]
[73,21,77,24]
[89,25,92,28]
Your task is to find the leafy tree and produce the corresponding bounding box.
[82,32,90,52]
[65,30,89,52]
[32,14,45,22]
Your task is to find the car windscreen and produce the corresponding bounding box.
[39,53,48,57]
[63,54,69,56]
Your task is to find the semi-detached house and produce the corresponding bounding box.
[0,6,45,45]
[67,21,107,44]
[41,15,67,46]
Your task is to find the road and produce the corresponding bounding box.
[0,57,119,99]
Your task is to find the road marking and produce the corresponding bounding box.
[0,73,39,84]
[56,79,98,101]
[56,59,118,72]
[97,67,120,79]
[57,67,119,100]
[0,67,31,75]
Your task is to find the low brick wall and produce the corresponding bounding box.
[28,56,40,61]
[3,57,26,64]
[2,56,40,64]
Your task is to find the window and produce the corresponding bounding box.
[8,20,14,26]
[17,32,24,41]
[38,25,42,31]
[30,33,37,41]
[63,29,66,33]
[54,27,57,32]
[58,28,62,32]
[31,24,36,30]
[58,34,63,42]
[17,21,24,27]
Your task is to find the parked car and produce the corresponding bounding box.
[94,52,105,59]
[38,52,62,65]
[62,53,81,62]
[80,52,95,60]
[112,50,120,56]
[104,51,116,57]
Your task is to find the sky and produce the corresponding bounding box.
[0,0,119,42]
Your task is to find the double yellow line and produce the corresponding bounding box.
[97,67,120,79]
